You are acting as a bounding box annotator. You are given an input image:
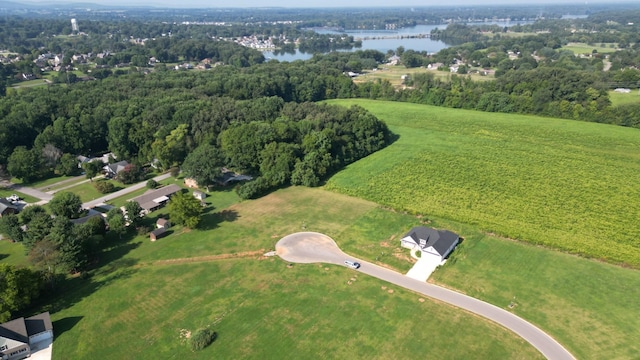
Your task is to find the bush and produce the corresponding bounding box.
[146,179,158,189]
[189,328,217,351]
[94,180,115,194]
[235,177,271,199]
[170,167,180,177]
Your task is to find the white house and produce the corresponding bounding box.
[0,312,53,360]
[400,226,459,261]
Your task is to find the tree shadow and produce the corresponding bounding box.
[52,316,83,338]
[0,253,8,262]
[199,209,239,230]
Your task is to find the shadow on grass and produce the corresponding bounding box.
[0,253,8,262]
[52,316,83,338]
[199,209,239,230]
[36,231,141,316]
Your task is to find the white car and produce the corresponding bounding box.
[344,260,361,269]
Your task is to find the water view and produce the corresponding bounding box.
[264,21,534,62]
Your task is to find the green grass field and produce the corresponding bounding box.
[60,180,124,203]
[609,89,640,107]
[25,187,541,359]
[325,99,640,267]
[562,42,618,54]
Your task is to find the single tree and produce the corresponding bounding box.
[49,192,83,219]
[168,191,203,229]
[106,208,127,238]
[83,160,103,182]
[22,210,53,249]
[181,143,225,188]
[41,144,62,169]
[28,239,62,288]
[124,201,143,226]
[57,153,80,176]
[47,217,86,273]
[7,146,42,182]
[0,214,23,242]
[0,264,42,322]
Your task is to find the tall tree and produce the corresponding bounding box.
[106,208,127,238]
[7,146,42,183]
[28,239,62,288]
[168,191,203,229]
[124,201,143,226]
[0,264,42,322]
[49,192,83,219]
[181,143,225,189]
[57,153,80,176]
[0,214,23,242]
[83,160,104,182]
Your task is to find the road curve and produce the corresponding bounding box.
[276,232,576,360]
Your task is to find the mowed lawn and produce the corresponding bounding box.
[35,187,542,359]
[325,99,640,267]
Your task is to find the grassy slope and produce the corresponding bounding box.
[609,90,640,107]
[325,99,640,267]
[42,187,540,359]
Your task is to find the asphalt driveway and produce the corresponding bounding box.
[276,232,576,360]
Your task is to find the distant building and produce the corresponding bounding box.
[71,18,79,33]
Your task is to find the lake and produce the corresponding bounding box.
[264,21,533,62]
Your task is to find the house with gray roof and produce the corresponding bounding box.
[0,312,53,360]
[0,198,19,218]
[400,226,459,261]
[103,160,129,177]
[131,184,182,212]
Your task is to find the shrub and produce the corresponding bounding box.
[189,328,217,351]
[94,180,115,194]
[136,225,151,236]
[146,179,158,189]
[170,167,180,177]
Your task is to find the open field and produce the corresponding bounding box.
[27,187,541,359]
[562,42,618,54]
[609,89,640,107]
[4,186,638,358]
[325,99,640,267]
[432,231,640,360]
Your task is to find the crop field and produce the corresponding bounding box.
[17,187,539,359]
[325,99,640,267]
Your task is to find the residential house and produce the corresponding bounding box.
[0,198,18,218]
[150,227,167,241]
[400,226,459,262]
[103,160,129,178]
[132,184,182,213]
[0,312,53,360]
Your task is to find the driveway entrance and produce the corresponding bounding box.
[406,253,444,281]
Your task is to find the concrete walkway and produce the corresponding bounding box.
[276,232,576,360]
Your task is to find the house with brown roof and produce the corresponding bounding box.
[131,184,182,212]
[0,312,53,360]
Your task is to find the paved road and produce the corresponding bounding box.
[82,173,173,209]
[276,232,576,360]
[5,184,53,202]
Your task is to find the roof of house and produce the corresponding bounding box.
[0,198,18,215]
[402,226,459,256]
[156,218,169,226]
[0,312,52,348]
[150,227,166,237]
[104,160,129,174]
[132,184,182,211]
[24,312,53,336]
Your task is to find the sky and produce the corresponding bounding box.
[12,0,631,9]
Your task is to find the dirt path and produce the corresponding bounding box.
[147,250,268,266]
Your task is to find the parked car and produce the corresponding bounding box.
[344,260,361,269]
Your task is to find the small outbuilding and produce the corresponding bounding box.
[193,190,206,201]
[156,218,170,229]
[150,228,167,241]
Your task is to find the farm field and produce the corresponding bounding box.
[325,99,640,267]
[12,187,539,359]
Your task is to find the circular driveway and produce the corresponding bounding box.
[276,232,576,360]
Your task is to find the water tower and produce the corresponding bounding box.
[71,18,79,33]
